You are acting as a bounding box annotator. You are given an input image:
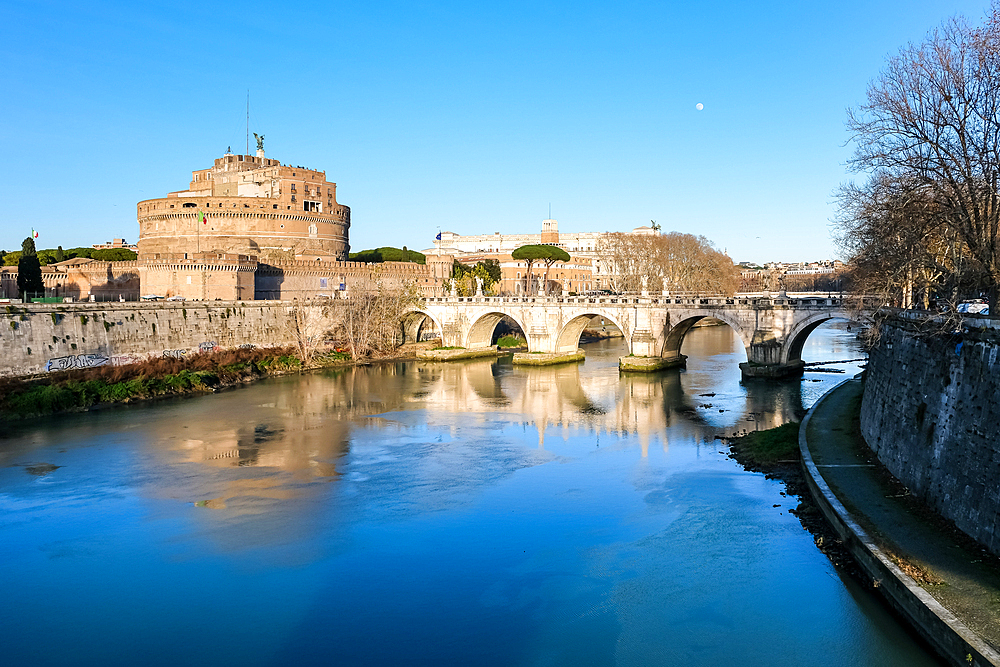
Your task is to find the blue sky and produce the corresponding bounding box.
[1,0,991,263]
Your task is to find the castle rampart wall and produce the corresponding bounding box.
[254,260,443,299]
[1,262,141,301]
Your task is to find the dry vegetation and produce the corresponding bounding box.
[595,231,740,294]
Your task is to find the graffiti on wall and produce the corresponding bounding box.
[45,354,110,372]
[111,353,146,366]
[46,341,226,373]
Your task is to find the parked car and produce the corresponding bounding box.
[957,299,989,315]
[141,294,163,301]
[166,295,186,301]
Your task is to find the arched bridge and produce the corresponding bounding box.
[405,293,859,379]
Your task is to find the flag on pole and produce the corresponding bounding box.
[32,228,38,238]
[198,211,207,225]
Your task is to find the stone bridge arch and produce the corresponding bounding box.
[401,310,444,344]
[659,310,753,361]
[554,312,632,354]
[780,310,855,365]
[466,311,530,349]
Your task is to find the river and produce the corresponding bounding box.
[0,322,942,666]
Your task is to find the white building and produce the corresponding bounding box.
[423,219,656,291]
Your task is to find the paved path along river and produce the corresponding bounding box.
[0,324,944,666]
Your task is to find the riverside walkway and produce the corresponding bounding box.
[802,379,1000,667]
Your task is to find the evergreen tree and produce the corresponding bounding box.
[55,245,64,262]
[17,237,44,299]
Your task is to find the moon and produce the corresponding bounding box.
[695,103,704,111]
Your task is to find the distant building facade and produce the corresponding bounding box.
[425,219,656,293]
[93,238,138,251]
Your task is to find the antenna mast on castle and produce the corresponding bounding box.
[246,90,250,156]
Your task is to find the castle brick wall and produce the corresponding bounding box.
[137,195,350,262]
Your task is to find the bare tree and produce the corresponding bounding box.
[339,275,421,358]
[836,175,970,309]
[287,302,339,364]
[595,231,739,295]
[843,5,1000,306]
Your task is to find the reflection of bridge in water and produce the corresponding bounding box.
[407,294,857,379]
[120,343,816,542]
[168,350,805,484]
[410,353,805,455]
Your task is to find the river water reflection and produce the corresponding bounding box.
[0,323,941,666]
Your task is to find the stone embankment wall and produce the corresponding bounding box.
[0,301,340,378]
[860,311,1000,557]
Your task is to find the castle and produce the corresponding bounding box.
[0,148,444,302]
[137,147,351,262]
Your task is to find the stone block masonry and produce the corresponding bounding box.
[860,311,1000,557]
[0,301,341,379]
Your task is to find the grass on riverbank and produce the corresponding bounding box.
[728,422,801,466]
[496,335,525,348]
[0,346,350,421]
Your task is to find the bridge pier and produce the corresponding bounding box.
[620,354,686,372]
[739,359,805,379]
[740,333,806,380]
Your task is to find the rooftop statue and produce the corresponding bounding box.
[254,133,265,152]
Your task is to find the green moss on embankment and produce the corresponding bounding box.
[0,347,351,421]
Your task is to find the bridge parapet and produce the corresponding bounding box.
[422,295,845,308]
